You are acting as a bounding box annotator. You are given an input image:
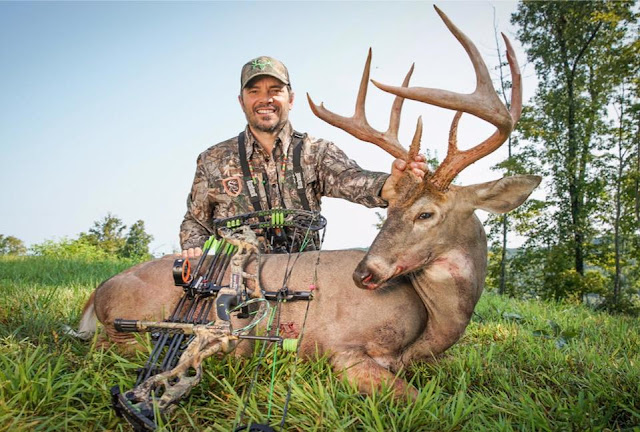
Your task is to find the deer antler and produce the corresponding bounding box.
[307,48,415,161]
[372,5,522,190]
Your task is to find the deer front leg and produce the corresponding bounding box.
[331,350,418,399]
[398,326,465,367]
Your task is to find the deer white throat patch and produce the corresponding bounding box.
[426,249,474,284]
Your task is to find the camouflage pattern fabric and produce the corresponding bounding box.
[240,56,290,90]
[180,121,389,250]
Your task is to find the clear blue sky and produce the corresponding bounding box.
[0,1,532,255]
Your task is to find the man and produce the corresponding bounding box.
[181,56,426,258]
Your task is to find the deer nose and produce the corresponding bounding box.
[353,262,375,289]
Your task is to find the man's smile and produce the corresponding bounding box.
[256,106,277,115]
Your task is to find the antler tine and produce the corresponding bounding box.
[502,32,523,123]
[307,49,412,160]
[354,48,372,120]
[389,63,415,162]
[408,116,423,163]
[371,5,522,190]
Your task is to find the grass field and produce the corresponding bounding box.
[0,256,639,431]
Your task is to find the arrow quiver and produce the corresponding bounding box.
[110,209,326,431]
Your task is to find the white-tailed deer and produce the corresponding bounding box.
[78,6,540,397]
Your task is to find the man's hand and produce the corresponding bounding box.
[181,247,203,259]
[381,155,428,204]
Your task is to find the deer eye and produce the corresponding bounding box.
[417,212,433,220]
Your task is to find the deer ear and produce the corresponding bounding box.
[465,175,541,214]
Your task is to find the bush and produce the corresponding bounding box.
[30,214,154,261]
[30,237,109,260]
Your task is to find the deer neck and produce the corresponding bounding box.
[408,240,487,354]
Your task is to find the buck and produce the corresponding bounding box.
[78,6,540,397]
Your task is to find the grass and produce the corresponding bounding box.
[0,255,639,431]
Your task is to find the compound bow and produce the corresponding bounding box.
[110,209,326,431]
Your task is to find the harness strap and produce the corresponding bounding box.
[291,131,311,211]
[238,130,311,212]
[238,132,263,212]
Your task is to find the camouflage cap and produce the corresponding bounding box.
[240,56,290,90]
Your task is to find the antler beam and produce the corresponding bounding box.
[372,5,522,190]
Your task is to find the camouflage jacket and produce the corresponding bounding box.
[180,121,389,250]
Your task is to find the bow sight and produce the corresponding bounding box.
[110,209,325,431]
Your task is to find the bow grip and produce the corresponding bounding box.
[216,294,238,322]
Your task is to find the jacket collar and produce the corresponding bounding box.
[243,121,294,159]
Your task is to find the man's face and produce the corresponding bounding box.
[239,76,294,134]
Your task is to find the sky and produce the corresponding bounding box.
[0,1,536,256]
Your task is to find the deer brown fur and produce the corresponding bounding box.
[77,7,541,398]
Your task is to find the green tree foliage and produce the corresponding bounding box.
[30,237,109,260]
[591,53,640,312]
[497,1,639,309]
[485,194,546,297]
[31,214,154,260]
[484,8,547,297]
[120,220,154,259]
[79,213,127,256]
[0,235,27,256]
[513,1,635,274]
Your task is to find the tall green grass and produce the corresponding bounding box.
[0,256,638,431]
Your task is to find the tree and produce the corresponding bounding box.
[609,84,639,308]
[484,6,547,297]
[0,235,26,256]
[120,220,154,259]
[485,7,529,296]
[511,1,637,300]
[79,213,127,256]
[591,36,640,312]
[33,214,155,260]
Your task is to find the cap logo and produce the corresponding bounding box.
[251,59,272,71]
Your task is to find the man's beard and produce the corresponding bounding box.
[252,117,286,133]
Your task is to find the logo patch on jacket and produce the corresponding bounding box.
[222,176,243,197]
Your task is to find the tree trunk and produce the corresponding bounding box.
[635,122,640,223]
[564,53,585,276]
[614,163,622,306]
[500,216,507,296]
[556,18,601,277]
[493,9,512,296]
[613,87,627,307]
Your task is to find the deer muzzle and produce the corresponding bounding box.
[353,262,376,290]
[353,257,405,290]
